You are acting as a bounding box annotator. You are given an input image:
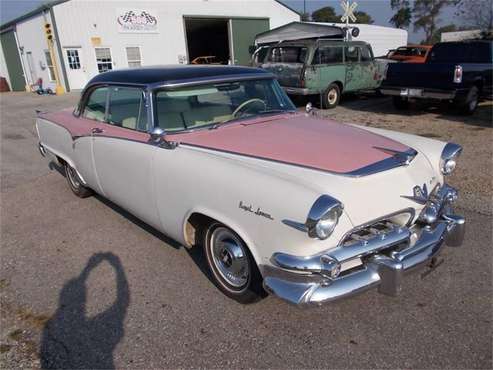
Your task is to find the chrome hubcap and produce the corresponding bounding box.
[328,89,338,105]
[210,227,249,288]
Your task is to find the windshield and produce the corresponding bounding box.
[155,79,295,132]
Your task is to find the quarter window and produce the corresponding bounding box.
[360,46,373,62]
[44,50,56,80]
[107,87,148,131]
[83,87,108,122]
[95,48,113,73]
[268,47,307,63]
[126,47,142,67]
[312,46,343,64]
[66,49,81,69]
[345,46,360,62]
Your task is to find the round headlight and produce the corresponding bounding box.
[440,143,462,176]
[306,195,343,240]
[315,208,340,239]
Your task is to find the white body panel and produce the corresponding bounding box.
[36,116,447,270]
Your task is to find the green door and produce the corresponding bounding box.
[0,30,26,91]
[231,18,269,65]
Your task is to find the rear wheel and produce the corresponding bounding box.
[458,86,479,115]
[64,162,92,198]
[322,83,341,109]
[392,96,409,110]
[203,223,264,303]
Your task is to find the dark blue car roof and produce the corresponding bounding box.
[87,65,271,87]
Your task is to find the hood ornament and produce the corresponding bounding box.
[401,183,429,205]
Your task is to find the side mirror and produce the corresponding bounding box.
[305,102,314,114]
[150,127,165,143]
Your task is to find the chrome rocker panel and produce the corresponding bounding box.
[263,184,465,306]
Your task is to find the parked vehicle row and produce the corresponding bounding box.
[36,65,465,306]
[253,39,492,114]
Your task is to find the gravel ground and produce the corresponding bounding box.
[0,92,492,369]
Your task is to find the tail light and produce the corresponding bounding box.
[453,65,463,83]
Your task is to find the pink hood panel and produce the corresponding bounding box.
[171,114,411,174]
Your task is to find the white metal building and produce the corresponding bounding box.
[0,0,299,91]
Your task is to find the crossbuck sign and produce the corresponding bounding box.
[340,0,358,23]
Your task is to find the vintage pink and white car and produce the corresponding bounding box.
[36,66,465,306]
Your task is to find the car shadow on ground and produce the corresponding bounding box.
[39,252,129,369]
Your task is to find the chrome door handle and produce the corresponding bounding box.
[91,127,104,134]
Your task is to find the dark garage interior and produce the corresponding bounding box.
[185,18,230,64]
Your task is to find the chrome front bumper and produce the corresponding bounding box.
[263,184,465,306]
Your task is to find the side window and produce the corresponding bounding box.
[107,87,148,132]
[345,46,360,63]
[312,46,343,64]
[361,46,373,62]
[83,87,108,122]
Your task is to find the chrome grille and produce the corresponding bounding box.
[341,220,400,247]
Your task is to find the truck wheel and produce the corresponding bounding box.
[322,83,341,109]
[204,223,264,303]
[458,86,479,115]
[64,162,93,198]
[392,96,409,110]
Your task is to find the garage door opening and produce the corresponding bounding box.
[185,18,230,65]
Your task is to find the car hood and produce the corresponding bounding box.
[170,113,413,176]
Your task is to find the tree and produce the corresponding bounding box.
[455,0,493,31]
[429,24,457,44]
[413,0,450,44]
[389,0,412,28]
[354,11,374,24]
[311,6,340,23]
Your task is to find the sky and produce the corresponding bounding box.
[0,0,461,43]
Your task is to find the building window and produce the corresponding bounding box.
[95,48,113,73]
[66,49,81,69]
[44,51,56,81]
[126,47,141,67]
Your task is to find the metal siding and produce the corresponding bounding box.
[0,30,26,91]
[231,18,269,65]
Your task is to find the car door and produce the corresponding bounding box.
[344,45,366,91]
[90,85,161,229]
[312,45,345,91]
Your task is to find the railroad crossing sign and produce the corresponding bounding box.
[340,0,358,23]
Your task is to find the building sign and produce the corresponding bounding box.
[117,9,158,33]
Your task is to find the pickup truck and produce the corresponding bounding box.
[380,40,493,114]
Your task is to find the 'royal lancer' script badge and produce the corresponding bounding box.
[401,183,429,205]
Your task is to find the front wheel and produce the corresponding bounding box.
[64,162,92,198]
[203,223,265,303]
[321,83,341,109]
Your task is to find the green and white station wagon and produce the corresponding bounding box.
[261,40,384,108]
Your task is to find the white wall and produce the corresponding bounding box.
[14,11,66,91]
[313,23,408,57]
[53,0,299,89]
